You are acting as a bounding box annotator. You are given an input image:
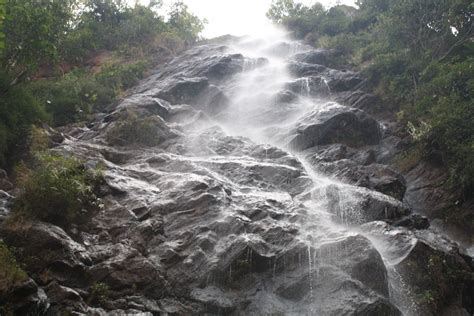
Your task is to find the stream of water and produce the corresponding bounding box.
[202,26,416,315]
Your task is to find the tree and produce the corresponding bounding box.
[3,0,77,71]
[168,1,206,42]
[266,0,305,24]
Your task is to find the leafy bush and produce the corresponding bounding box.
[88,282,110,306]
[28,61,148,126]
[96,61,147,93]
[415,59,474,197]
[0,241,27,295]
[14,154,102,225]
[106,113,167,147]
[0,71,46,166]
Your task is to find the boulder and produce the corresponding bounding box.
[1,222,90,287]
[0,279,49,315]
[395,239,473,315]
[323,184,410,224]
[335,89,381,113]
[291,49,338,67]
[0,190,13,222]
[312,159,406,200]
[115,94,171,120]
[155,76,210,105]
[288,104,382,150]
[0,169,13,192]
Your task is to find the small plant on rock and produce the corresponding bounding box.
[88,282,110,306]
[106,112,168,147]
[13,153,102,225]
[0,241,28,297]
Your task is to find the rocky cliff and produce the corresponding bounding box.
[0,32,472,315]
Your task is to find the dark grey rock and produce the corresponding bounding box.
[291,49,338,66]
[287,104,382,150]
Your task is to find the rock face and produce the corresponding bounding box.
[0,33,472,315]
[286,104,382,150]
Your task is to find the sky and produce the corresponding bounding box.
[132,0,356,38]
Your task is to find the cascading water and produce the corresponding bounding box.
[189,26,416,315]
[3,13,471,314]
[34,18,473,315]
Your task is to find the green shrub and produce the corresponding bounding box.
[106,113,166,147]
[27,61,147,126]
[413,58,474,198]
[27,72,92,126]
[14,153,102,225]
[0,241,27,296]
[96,61,147,93]
[88,282,110,306]
[0,71,46,166]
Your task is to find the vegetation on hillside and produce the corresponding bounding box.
[0,0,206,167]
[268,0,474,198]
[13,153,103,225]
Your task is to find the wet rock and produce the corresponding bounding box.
[88,255,165,297]
[125,296,162,313]
[190,53,245,81]
[355,299,402,316]
[287,104,382,150]
[392,214,430,230]
[155,76,210,105]
[1,222,90,287]
[191,286,236,313]
[0,278,49,315]
[321,234,391,296]
[404,160,474,240]
[0,179,13,191]
[105,114,180,147]
[325,69,363,92]
[286,76,331,97]
[309,158,406,200]
[116,94,171,120]
[363,222,474,315]
[287,60,328,77]
[0,169,13,191]
[324,184,410,224]
[395,239,473,315]
[264,41,312,57]
[45,282,86,312]
[291,48,338,67]
[3,36,466,315]
[0,190,13,222]
[335,89,381,113]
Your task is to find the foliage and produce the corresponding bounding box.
[266,0,307,24]
[415,58,474,197]
[88,282,110,306]
[168,1,207,42]
[0,240,27,295]
[0,0,205,168]
[4,0,76,70]
[28,61,147,125]
[65,1,169,61]
[0,70,46,166]
[14,153,102,225]
[106,113,166,146]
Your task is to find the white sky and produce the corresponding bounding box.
[132,0,356,38]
